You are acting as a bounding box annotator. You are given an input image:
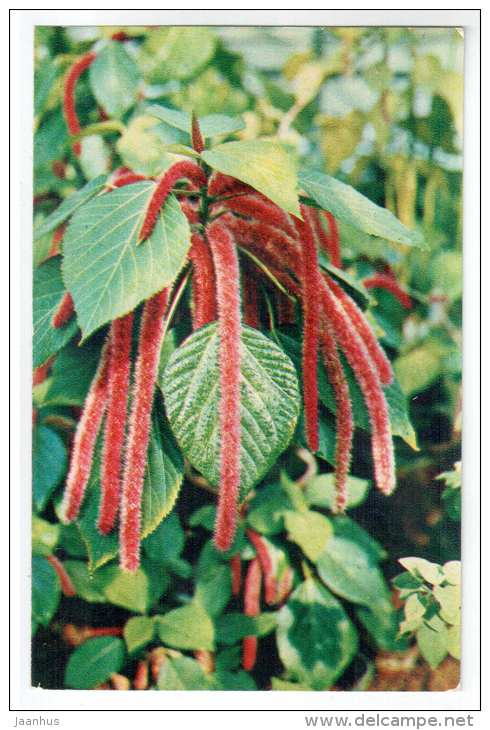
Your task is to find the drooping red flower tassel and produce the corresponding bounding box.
[46,555,77,597]
[221,193,297,238]
[242,557,262,672]
[320,280,395,495]
[133,660,149,690]
[207,221,242,552]
[363,272,413,310]
[276,291,296,326]
[295,212,321,453]
[63,52,97,156]
[327,278,393,385]
[246,530,276,605]
[119,289,169,572]
[138,161,207,242]
[230,554,242,596]
[242,268,260,329]
[191,112,205,154]
[112,172,148,188]
[207,172,251,198]
[222,213,300,274]
[33,355,55,386]
[180,199,200,225]
[319,322,353,512]
[61,340,111,523]
[52,292,75,329]
[47,223,67,260]
[98,313,134,535]
[188,233,217,330]
[321,211,342,269]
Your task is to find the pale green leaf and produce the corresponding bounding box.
[89,41,140,118]
[124,616,155,653]
[416,624,448,669]
[156,602,215,651]
[284,510,333,562]
[102,566,149,614]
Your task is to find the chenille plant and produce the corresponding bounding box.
[32,25,462,692]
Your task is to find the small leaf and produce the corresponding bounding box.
[446,624,461,660]
[32,516,60,557]
[356,603,408,652]
[442,561,461,586]
[102,566,149,614]
[195,542,232,617]
[32,556,61,626]
[202,140,300,216]
[64,636,125,689]
[433,584,460,625]
[305,474,370,511]
[156,602,215,651]
[143,511,184,564]
[33,175,108,240]
[33,258,79,368]
[284,510,333,562]
[142,28,216,83]
[62,183,191,339]
[89,41,140,118]
[416,624,448,669]
[146,104,245,138]
[124,616,155,653]
[317,536,391,607]
[276,578,358,690]
[299,168,426,248]
[246,482,294,535]
[63,561,107,603]
[161,324,300,496]
[156,656,215,690]
[32,425,67,511]
[332,515,387,563]
[399,557,444,585]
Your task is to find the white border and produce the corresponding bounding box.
[8,5,483,720]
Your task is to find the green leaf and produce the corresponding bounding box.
[64,637,125,689]
[276,578,358,690]
[299,168,426,248]
[33,258,79,368]
[44,337,102,406]
[399,557,444,585]
[202,140,300,216]
[416,624,448,669]
[63,561,107,603]
[161,324,300,496]
[116,116,178,176]
[156,602,215,651]
[89,41,140,118]
[143,511,184,564]
[214,612,277,645]
[33,175,108,240]
[305,474,370,511]
[146,104,245,139]
[332,515,387,563]
[195,542,232,617]
[124,616,155,653]
[32,517,60,557]
[246,482,294,535]
[142,28,216,83]
[433,584,460,625]
[317,536,391,607]
[284,510,333,562]
[394,341,447,396]
[102,566,149,614]
[62,182,191,339]
[79,135,111,180]
[356,603,408,652]
[318,252,371,310]
[156,656,215,690]
[32,556,61,626]
[446,624,461,660]
[32,425,67,511]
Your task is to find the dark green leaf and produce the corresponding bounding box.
[63,560,107,603]
[32,425,67,511]
[44,337,102,406]
[64,637,125,689]
[32,556,61,626]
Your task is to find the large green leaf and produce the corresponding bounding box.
[64,636,125,689]
[89,41,140,118]
[146,104,245,139]
[33,258,79,368]
[32,556,61,627]
[101,565,149,614]
[276,578,358,690]
[142,27,216,83]
[160,323,300,495]
[316,536,391,608]
[156,602,215,651]
[44,337,103,406]
[62,182,191,339]
[299,168,426,249]
[202,140,300,216]
[33,175,108,241]
[32,425,67,511]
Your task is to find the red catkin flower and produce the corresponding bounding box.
[119,289,169,572]
[61,340,111,523]
[276,291,296,326]
[275,566,294,605]
[327,277,393,385]
[133,660,149,690]
[321,211,342,269]
[188,233,217,330]
[191,112,205,154]
[112,172,147,188]
[296,210,321,453]
[51,160,66,180]
[222,213,300,274]
[320,279,395,495]
[111,31,128,42]
[319,322,353,512]
[47,223,67,260]
[207,221,242,552]
[363,272,413,310]
[179,199,200,225]
[98,313,134,535]
[230,554,242,596]
[138,161,207,242]
[46,555,76,597]
[242,557,262,672]
[63,51,97,156]
[51,292,75,329]
[207,172,251,198]
[194,650,215,674]
[246,529,276,605]
[33,355,55,386]
[220,193,297,238]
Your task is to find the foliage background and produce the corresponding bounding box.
[32,25,463,692]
